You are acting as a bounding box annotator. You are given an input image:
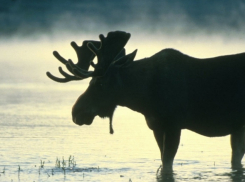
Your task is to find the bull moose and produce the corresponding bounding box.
[47,31,245,172]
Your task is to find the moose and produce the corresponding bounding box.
[47,31,245,172]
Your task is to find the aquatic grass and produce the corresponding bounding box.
[56,157,61,168]
[62,166,66,176]
[37,157,76,178]
[38,166,41,175]
[68,155,76,168]
[56,155,76,169]
[40,160,45,168]
[53,155,79,178]
[62,157,66,168]
[18,165,21,180]
[0,156,100,180]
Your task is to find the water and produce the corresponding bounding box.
[1,83,245,182]
[0,38,245,182]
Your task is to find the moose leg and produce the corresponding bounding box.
[153,130,164,157]
[230,127,245,168]
[162,129,181,171]
[155,129,181,172]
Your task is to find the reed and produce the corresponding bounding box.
[55,156,76,169]
[1,156,81,179]
[40,160,45,168]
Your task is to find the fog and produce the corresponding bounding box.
[1,0,245,39]
[0,1,245,84]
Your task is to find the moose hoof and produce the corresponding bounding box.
[231,162,243,170]
[157,165,173,174]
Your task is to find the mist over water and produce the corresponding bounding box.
[1,0,245,39]
[1,1,245,181]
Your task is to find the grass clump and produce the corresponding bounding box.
[56,155,76,169]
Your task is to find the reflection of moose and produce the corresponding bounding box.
[47,31,245,172]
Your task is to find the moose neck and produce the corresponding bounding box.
[116,58,155,116]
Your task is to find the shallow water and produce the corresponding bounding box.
[0,38,245,182]
[0,82,245,182]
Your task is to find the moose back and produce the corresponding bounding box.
[47,31,245,172]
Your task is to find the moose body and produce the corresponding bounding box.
[47,31,245,172]
[135,49,245,136]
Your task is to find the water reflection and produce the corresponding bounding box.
[156,166,176,182]
[228,168,245,182]
[155,166,245,182]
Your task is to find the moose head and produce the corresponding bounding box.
[47,31,136,134]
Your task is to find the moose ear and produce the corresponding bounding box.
[113,49,137,67]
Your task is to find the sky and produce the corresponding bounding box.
[1,0,245,40]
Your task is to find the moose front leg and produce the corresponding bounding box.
[154,129,181,172]
[153,130,164,156]
[230,127,245,168]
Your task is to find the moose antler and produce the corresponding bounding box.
[47,31,130,82]
[89,31,131,69]
[46,41,100,83]
[73,31,131,78]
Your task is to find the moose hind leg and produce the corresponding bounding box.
[230,127,245,168]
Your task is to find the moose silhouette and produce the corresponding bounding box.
[47,31,245,172]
